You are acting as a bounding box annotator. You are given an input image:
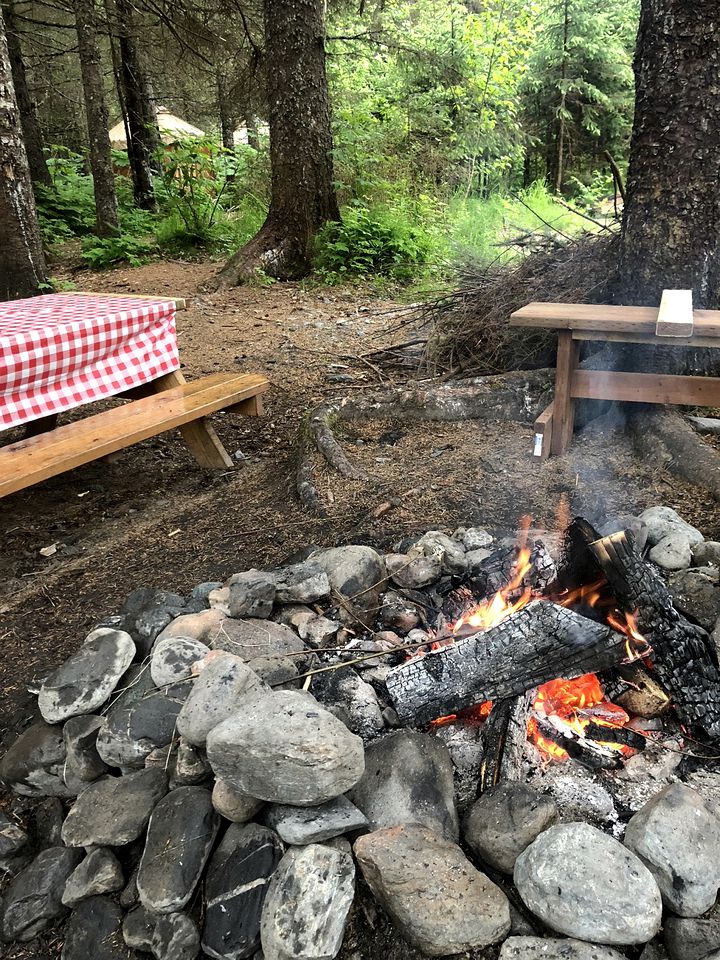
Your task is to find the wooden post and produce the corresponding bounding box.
[550,331,580,455]
[533,401,554,460]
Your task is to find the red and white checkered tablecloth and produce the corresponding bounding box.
[0,293,180,430]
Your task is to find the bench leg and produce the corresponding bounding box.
[533,401,554,460]
[23,414,58,439]
[150,370,233,470]
[550,331,580,456]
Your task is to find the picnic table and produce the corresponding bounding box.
[0,292,269,497]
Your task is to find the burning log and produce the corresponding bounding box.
[385,601,628,727]
[582,721,646,751]
[589,530,720,739]
[531,716,623,770]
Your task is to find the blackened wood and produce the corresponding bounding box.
[533,716,623,770]
[386,601,628,727]
[583,721,646,751]
[499,690,535,783]
[554,517,604,594]
[479,699,512,793]
[590,531,720,738]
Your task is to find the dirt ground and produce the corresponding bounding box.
[1,259,719,959]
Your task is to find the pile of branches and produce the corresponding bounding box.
[419,231,620,377]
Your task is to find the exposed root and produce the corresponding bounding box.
[310,405,368,481]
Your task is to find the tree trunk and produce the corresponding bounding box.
[245,114,259,150]
[618,0,720,306]
[74,0,119,236]
[114,0,158,209]
[2,0,50,186]
[217,67,235,152]
[211,0,340,286]
[554,0,569,193]
[0,5,47,299]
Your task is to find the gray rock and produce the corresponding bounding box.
[62,768,168,847]
[499,938,627,959]
[62,848,124,906]
[355,824,510,955]
[624,782,720,916]
[228,570,277,619]
[63,715,108,790]
[385,552,442,590]
[212,779,264,823]
[211,618,307,663]
[461,527,494,551]
[1,846,82,941]
[264,796,368,844]
[207,690,365,806]
[312,669,384,741]
[155,608,224,645]
[152,913,200,960]
[0,812,29,874]
[464,782,558,873]
[203,823,283,960]
[666,566,720,631]
[465,547,494,570]
[260,843,355,960]
[33,796,65,846]
[379,591,421,633]
[61,895,129,960]
[413,531,468,574]
[639,943,670,960]
[0,719,71,797]
[247,655,299,688]
[688,415,720,434]
[39,628,136,724]
[191,581,223,602]
[693,541,720,567]
[349,730,458,841]
[431,722,485,811]
[312,545,387,624]
[96,690,185,768]
[664,917,720,960]
[639,506,704,547]
[598,515,649,554]
[299,615,340,648]
[150,636,210,687]
[515,822,662,945]
[649,533,693,570]
[123,904,157,951]
[176,652,265,746]
[274,561,330,604]
[137,785,219,913]
[172,739,211,786]
[122,588,187,658]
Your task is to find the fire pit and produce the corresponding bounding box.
[2,506,720,960]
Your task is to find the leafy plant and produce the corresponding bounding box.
[81,233,154,269]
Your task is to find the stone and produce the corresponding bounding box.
[62,768,168,847]
[312,669,385,741]
[137,785,219,913]
[692,541,720,567]
[62,848,124,906]
[247,655,299,688]
[664,917,720,960]
[192,581,223,602]
[514,822,662,945]
[211,618,307,663]
[274,561,330,603]
[431,722,485,811]
[209,586,231,616]
[156,608,224,645]
[413,531,468,575]
[465,547,494,570]
[39,628,136,724]
[499,938,627,959]
[260,843,355,960]
[639,507,703,547]
[639,944,670,960]
[176,652,265,746]
[151,636,211,687]
[203,823,283,960]
[0,719,71,797]
[598,515,649,554]
[172,738,211,786]
[349,730,458,841]
[688,416,720,434]
[212,779,264,823]
[63,715,108,789]
[272,604,314,630]
[264,796,368,844]
[385,552,442,590]
[312,545,387,623]
[123,904,157,951]
[207,690,365,806]
[299,615,340,648]
[0,846,82,941]
[0,812,29,873]
[152,913,200,960]
[649,534,692,570]
[122,588,187,658]
[33,796,65,846]
[461,527,494,551]
[227,570,277,619]
[464,782,558,873]
[61,895,129,960]
[666,566,720,631]
[379,591,421,633]
[355,824,510,955]
[96,690,184,768]
[624,782,720,916]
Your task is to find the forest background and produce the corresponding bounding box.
[5,0,639,283]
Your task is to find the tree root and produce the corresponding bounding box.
[628,406,720,501]
[296,369,554,514]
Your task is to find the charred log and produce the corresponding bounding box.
[386,601,628,727]
[582,721,646,751]
[533,716,623,770]
[479,699,513,793]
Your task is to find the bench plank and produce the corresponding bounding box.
[571,370,720,407]
[510,301,720,339]
[0,373,269,497]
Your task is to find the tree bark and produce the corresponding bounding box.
[618,0,720,306]
[114,0,158,209]
[0,6,47,300]
[211,0,340,286]
[216,66,235,153]
[74,0,119,236]
[2,0,50,186]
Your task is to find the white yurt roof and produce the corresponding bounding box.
[109,107,205,150]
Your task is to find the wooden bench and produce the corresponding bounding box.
[510,293,720,458]
[0,372,269,498]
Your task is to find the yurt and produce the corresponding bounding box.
[109,106,205,151]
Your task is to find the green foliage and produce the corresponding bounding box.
[80,233,155,269]
[35,148,97,245]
